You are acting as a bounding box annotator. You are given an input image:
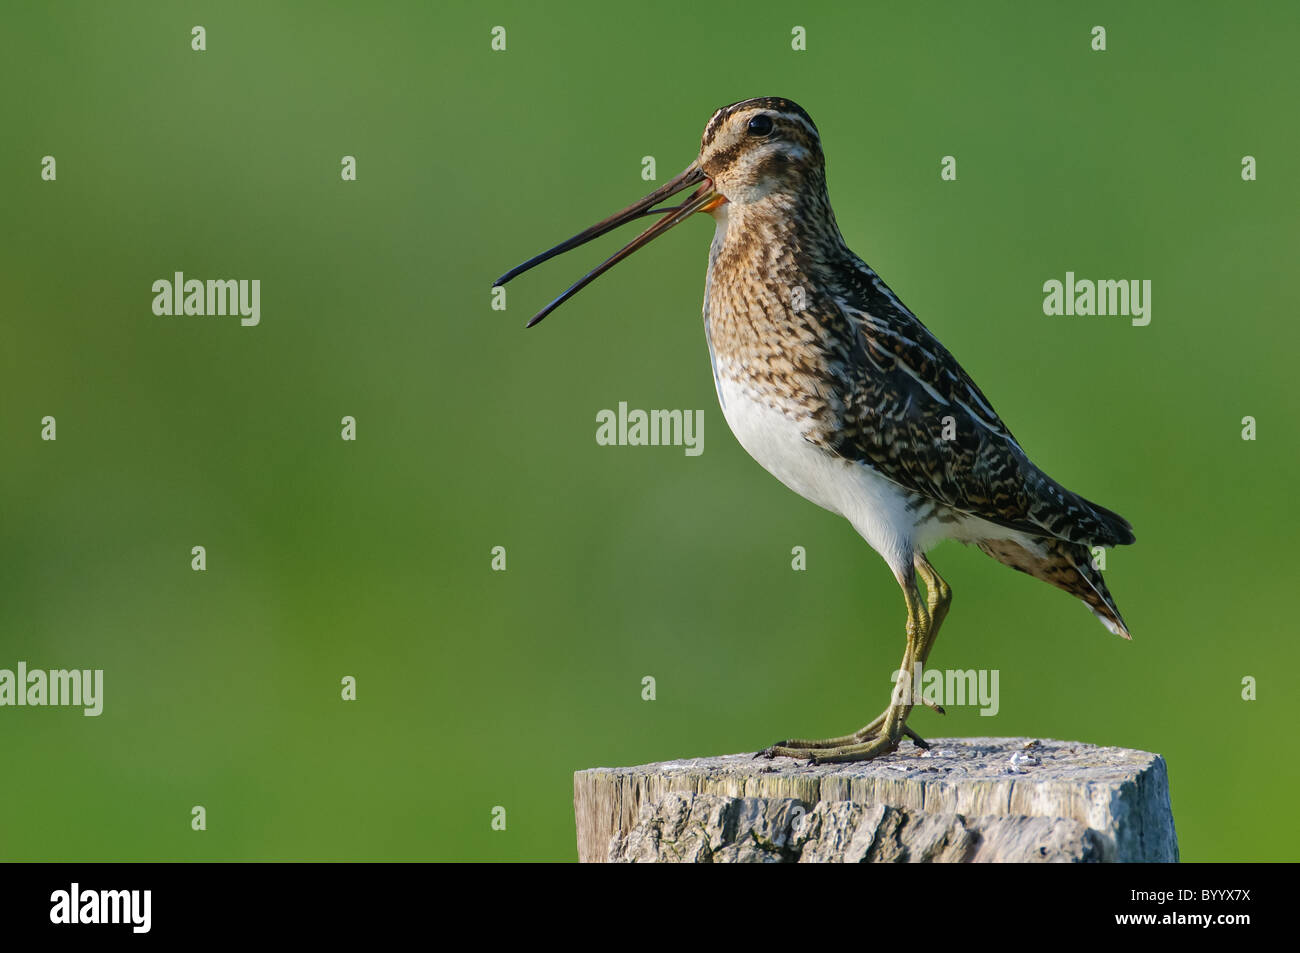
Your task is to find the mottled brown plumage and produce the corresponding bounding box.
[696,98,1132,635]
[496,97,1136,763]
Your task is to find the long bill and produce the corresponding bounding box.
[492,161,723,328]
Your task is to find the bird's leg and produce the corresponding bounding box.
[761,569,929,763]
[912,553,953,710]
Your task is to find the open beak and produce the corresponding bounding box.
[493,161,725,328]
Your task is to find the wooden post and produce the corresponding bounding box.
[574,737,1177,862]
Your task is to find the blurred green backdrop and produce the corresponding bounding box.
[2,1,1297,862]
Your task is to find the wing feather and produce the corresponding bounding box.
[819,258,1133,547]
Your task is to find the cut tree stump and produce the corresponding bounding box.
[574,737,1177,863]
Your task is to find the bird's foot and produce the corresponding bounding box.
[757,706,926,764]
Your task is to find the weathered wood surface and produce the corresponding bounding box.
[574,737,1178,863]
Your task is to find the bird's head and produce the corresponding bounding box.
[493,96,824,327]
[697,97,825,207]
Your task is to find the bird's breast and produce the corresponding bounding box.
[709,367,922,567]
[710,368,846,517]
[700,211,843,479]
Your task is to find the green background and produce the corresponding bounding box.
[2,1,1296,862]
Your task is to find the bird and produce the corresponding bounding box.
[493,97,1135,764]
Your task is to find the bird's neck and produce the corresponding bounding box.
[711,180,850,279]
[703,179,855,384]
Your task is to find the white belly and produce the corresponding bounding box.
[712,371,919,576]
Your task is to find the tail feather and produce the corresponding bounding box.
[977,536,1131,639]
[1076,494,1136,548]
[1029,467,1136,548]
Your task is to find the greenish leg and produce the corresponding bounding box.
[914,553,952,669]
[762,569,930,762]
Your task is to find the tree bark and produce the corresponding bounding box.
[574,737,1178,863]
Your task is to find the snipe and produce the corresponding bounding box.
[494,97,1135,763]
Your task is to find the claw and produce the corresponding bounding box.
[758,555,953,767]
[904,727,930,749]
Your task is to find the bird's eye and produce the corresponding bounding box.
[747,115,774,137]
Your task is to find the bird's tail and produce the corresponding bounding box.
[977,536,1131,639]
[1029,468,1136,548]
[1075,494,1136,548]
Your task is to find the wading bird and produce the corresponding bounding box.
[494,98,1134,763]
